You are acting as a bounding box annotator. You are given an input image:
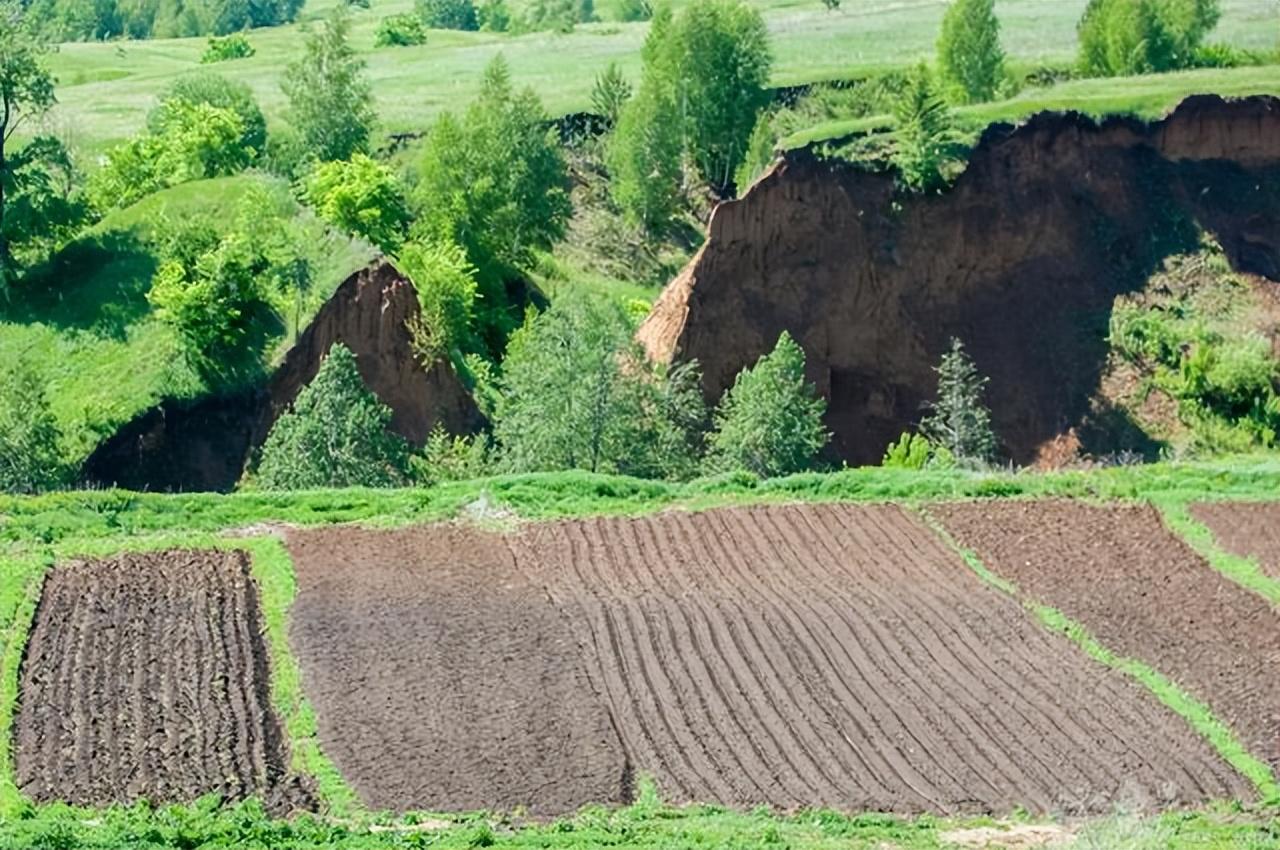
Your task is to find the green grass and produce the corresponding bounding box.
[39,0,1280,155]
[1156,499,1280,608]
[0,174,376,465]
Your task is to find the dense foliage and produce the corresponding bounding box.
[24,0,301,39]
[147,73,267,159]
[705,331,829,477]
[282,8,375,163]
[416,0,477,30]
[0,359,68,493]
[891,64,958,192]
[936,0,1006,103]
[375,12,427,45]
[920,337,997,465]
[303,154,410,253]
[256,343,410,489]
[1078,0,1221,76]
[201,32,255,63]
[396,239,479,362]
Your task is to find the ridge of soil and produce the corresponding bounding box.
[1192,502,1280,580]
[638,95,1280,465]
[933,500,1280,777]
[14,550,309,814]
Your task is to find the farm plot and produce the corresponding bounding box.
[933,501,1280,778]
[1192,502,1280,580]
[285,525,628,814]
[14,550,305,812]
[515,504,1248,814]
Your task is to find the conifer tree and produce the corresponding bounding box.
[920,337,997,464]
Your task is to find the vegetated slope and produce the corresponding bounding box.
[934,500,1280,778]
[1192,502,1280,580]
[14,550,309,814]
[285,524,628,814]
[638,95,1280,465]
[81,261,485,492]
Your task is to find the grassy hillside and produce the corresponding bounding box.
[42,0,1280,155]
[0,174,375,464]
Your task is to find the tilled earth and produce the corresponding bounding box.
[15,550,307,813]
[1192,501,1280,580]
[934,500,1280,778]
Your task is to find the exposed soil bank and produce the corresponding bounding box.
[934,500,1280,777]
[15,550,309,814]
[82,262,484,492]
[638,95,1280,465]
[1193,501,1280,580]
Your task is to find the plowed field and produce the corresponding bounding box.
[934,501,1280,778]
[289,505,1249,815]
[14,550,304,812]
[1192,502,1280,580]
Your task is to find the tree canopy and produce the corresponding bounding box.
[282,7,376,163]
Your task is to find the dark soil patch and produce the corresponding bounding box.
[285,525,627,814]
[15,550,308,814]
[1192,501,1280,581]
[933,500,1280,778]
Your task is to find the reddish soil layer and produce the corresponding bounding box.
[934,500,1280,777]
[285,525,628,814]
[15,550,306,813]
[1192,502,1280,580]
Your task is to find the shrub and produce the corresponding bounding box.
[882,431,955,469]
[281,7,375,162]
[590,61,632,124]
[891,63,958,192]
[0,361,69,494]
[1077,0,1220,76]
[256,343,410,489]
[149,72,267,158]
[200,32,254,62]
[410,425,491,484]
[705,331,829,478]
[375,13,427,45]
[416,0,478,29]
[936,0,1005,103]
[396,239,479,362]
[608,0,651,21]
[920,337,997,464]
[303,153,411,253]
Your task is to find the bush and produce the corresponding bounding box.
[201,32,254,62]
[882,432,954,469]
[1077,0,1220,76]
[149,72,267,159]
[416,0,478,29]
[303,154,411,253]
[256,343,410,489]
[410,425,491,484]
[375,13,427,45]
[591,61,632,124]
[920,337,997,464]
[936,0,1005,103]
[396,239,479,361]
[705,331,829,478]
[0,361,69,494]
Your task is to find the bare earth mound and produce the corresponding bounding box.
[285,525,628,814]
[15,550,305,812]
[1192,502,1280,580]
[514,504,1245,814]
[934,500,1280,778]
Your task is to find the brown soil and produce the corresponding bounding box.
[284,524,628,814]
[638,95,1280,465]
[83,261,485,492]
[290,505,1248,815]
[933,500,1280,777]
[15,550,308,813]
[1192,501,1280,580]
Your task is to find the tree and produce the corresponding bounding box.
[0,1,56,288]
[304,154,411,253]
[282,7,375,162]
[606,81,683,232]
[920,337,997,464]
[148,71,267,159]
[396,238,478,362]
[416,0,477,29]
[256,343,410,489]
[1077,0,1219,76]
[0,359,68,494]
[590,62,632,125]
[891,63,958,192]
[413,55,570,346]
[936,0,1005,104]
[2,135,87,273]
[493,293,705,478]
[705,331,829,477]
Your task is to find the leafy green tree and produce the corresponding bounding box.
[591,62,632,124]
[920,337,997,464]
[413,55,570,346]
[396,238,478,362]
[256,343,410,489]
[1078,0,1219,76]
[704,331,829,478]
[282,7,375,162]
[493,293,705,478]
[416,0,477,29]
[3,136,88,274]
[376,12,427,45]
[476,0,509,30]
[0,360,69,494]
[0,1,57,287]
[891,63,957,192]
[606,82,682,232]
[609,0,650,20]
[149,71,267,159]
[936,0,1005,103]
[304,154,410,253]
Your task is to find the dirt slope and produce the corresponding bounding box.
[82,262,484,491]
[15,550,308,813]
[638,95,1280,464]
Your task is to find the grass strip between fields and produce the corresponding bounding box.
[918,510,1280,805]
[0,548,52,817]
[1156,500,1280,609]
